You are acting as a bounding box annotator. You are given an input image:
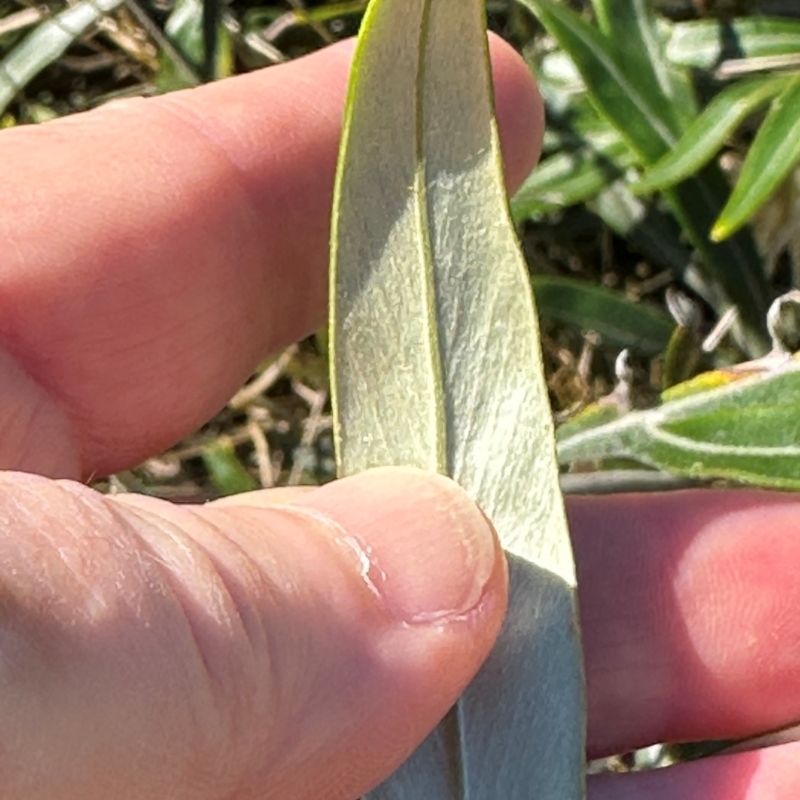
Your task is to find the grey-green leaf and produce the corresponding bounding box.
[558,365,800,489]
[635,74,794,194]
[713,72,800,241]
[667,17,800,70]
[330,0,584,796]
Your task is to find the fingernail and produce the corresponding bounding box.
[294,467,499,624]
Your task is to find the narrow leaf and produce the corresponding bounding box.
[558,365,800,489]
[511,133,635,218]
[515,0,770,351]
[667,17,800,70]
[589,0,697,132]
[201,442,258,495]
[713,73,800,241]
[0,0,125,115]
[516,0,677,163]
[532,275,675,355]
[635,74,793,194]
[330,0,584,796]
[157,0,232,92]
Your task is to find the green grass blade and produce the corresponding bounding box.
[201,442,258,495]
[667,17,800,70]
[511,133,635,218]
[157,0,232,91]
[589,0,697,132]
[558,366,800,489]
[330,0,584,796]
[517,0,770,351]
[516,0,770,350]
[0,0,125,114]
[532,275,675,355]
[635,74,793,194]
[713,73,800,241]
[516,0,677,162]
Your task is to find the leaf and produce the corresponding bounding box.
[557,365,800,489]
[511,131,635,218]
[515,0,770,354]
[516,0,678,163]
[635,74,793,194]
[330,0,584,797]
[156,0,232,92]
[0,0,125,115]
[713,73,800,241]
[201,441,258,495]
[532,275,675,355]
[589,0,697,133]
[667,17,800,70]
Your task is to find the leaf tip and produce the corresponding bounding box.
[710,221,732,242]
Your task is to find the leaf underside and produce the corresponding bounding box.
[330,0,585,797]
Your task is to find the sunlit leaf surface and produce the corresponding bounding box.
[330,0,584,796]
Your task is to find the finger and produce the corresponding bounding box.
[0,37,542,480]
[0,467,507,800]
[589,740,800,800]
[569,491,800,758]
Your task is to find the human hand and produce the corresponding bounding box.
[1,35,798,800]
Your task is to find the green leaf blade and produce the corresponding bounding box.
[713,72,800,241]
[0,0,125,114]
[516,0,677,163]
[635,74,792,194]
[558,367,800,489]
[532,275,675,355]
[589,0,697,132]
[667,17,800,70]
[511,134,635,218]
[330,0,584,796]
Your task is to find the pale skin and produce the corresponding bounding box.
[0,36,798,800]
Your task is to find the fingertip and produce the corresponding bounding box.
[200,467,508,797]
[293,467,508,627]
[488,33,544,191]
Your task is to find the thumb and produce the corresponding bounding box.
[0,467,507,800]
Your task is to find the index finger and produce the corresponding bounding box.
[0,37,542,479]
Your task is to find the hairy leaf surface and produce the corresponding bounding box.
[330,0,585,796]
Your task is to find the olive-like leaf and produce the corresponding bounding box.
[558,364,800,489]
[713,73,800,241]
[330,0,584,797]
[635,74,793,194]
[667,17,800,70]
